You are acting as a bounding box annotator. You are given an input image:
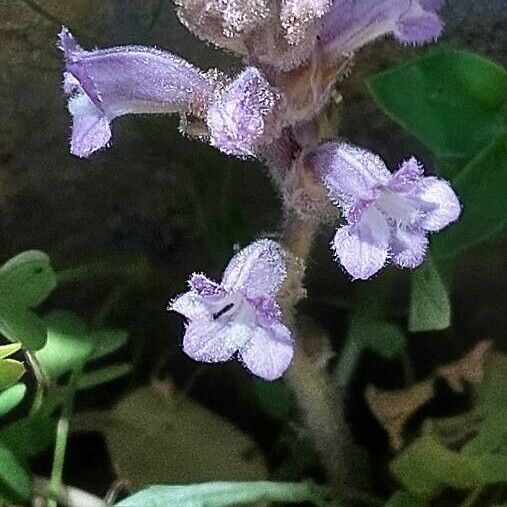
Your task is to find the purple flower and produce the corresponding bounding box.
[58,27,218,158]
[207,67,280,157]
[311,142,461,280]
[169,240,293,380]
[319,0,444,57]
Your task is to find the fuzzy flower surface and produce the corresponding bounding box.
[319,0,444,57]
[58,27,220,158]
[58,27,280,159]
[311,143,461,280]
[169,240,293,380]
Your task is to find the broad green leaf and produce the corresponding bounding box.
[385,491,428,507]
[0,415,56,458]
[0,303,47,350]
[88,329,129,360]
[0,342,21,359]
[463,354,507,457]
[391,436,479,499]
[75,386,267,488]
[409,258,450,332]
[36,312,93,378]
[432,135,507,258]
[0,384,26,417]
[472,454,507,485]
[77,363,132,390]
[368,50,507,159]
[0,443,31,502]
[115,481,330,507]
[0,359,25,390]
[348,317,406,358]
[0,250,56,308]
[253,379,293,421]
[35,311,129,379]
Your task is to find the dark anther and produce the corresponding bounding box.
[212,303,234,320]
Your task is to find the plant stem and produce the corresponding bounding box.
[48,368,82,507]
[279,215,351,491]
[26,351,51,415]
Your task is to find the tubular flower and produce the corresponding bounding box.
[318,0,444,57]
[169,240,293,380]
[58,27,219,158]
[311,142,461,280]
[59,28,279,159]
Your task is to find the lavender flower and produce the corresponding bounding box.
[311,143,461,280]
[319,0,444,57]
[206,67,280,157]
[169,240,293,380]
[59,28,281,159]
[58,27,223,158]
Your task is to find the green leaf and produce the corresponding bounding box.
[472,454,507,485]
[391,436,479,499]
[0,303,47,350]
[75,386,267,488]
[0,415,56,458]
[432,135,507,258]
[253,380,293,421]
[77,363,132,390]
[35,311,129,379]
[368,50,507,159]
[88,329,129,360]
[385,491,428,507]
[0,342,22,359]
[36,311,93,378]
[115,481,330,507]
[0,384,26,417]
[0,442,31,502]
[0,359,25,390]
[463,354,507,457]
[348,317,406,358]
[409,257,451,332]
[0,250,57,308]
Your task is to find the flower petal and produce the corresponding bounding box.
[417,177,461,231]
[221,239,287,300]
[239,322,293,380]
[206,67,279,157]
[183,318,253,363]
[388,157,424,193]
[67,86,112,158]
[395,8,444,45]
[333,206,390,280]
[319,0,443,56]
[312,142,391,202]
[169,291,211,320]
[391,227,428,269]
[188,273,223,296]
[59,27,217,157]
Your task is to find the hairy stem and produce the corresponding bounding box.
[279,215,351,491]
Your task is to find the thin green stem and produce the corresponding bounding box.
[47,368,82,507]
[26,351,51,415]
